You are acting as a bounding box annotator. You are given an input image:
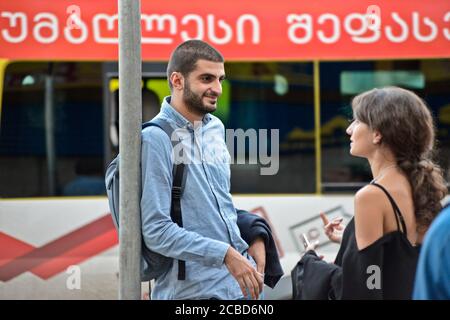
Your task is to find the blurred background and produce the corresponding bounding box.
[0,0,448,299]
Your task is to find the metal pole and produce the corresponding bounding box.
[118,0,142,300]
[44,66,56,196]
[313,60,322,195]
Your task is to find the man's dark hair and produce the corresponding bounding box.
[167,40,224,90]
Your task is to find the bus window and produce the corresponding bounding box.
[224,62,315,194]
[107,76,168,159]
[320,59,450,193]
[0,62,104,198]
[105,62,316,194]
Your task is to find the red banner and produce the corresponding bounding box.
[0,0,449,61]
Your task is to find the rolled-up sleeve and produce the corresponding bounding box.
[140,126,230,267]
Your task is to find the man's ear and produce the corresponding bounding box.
[170,72,184,91]
[373,130,382,145]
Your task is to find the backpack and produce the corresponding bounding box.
[105,118,186,282]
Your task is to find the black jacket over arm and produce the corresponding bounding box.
[236,209,284,288]
[292,250,343,300]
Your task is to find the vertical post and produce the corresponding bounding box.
[102,63,113,170]
[118,0,142,300]
[0,60,9,120]
[313,60,322,195]
[45,64,56,196]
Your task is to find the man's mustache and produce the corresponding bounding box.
[204,91,219,98]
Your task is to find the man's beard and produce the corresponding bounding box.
[183,81,217,116]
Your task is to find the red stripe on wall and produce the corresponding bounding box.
[0,232,35,267]
[0,214,118,281]
[32,228,118,279]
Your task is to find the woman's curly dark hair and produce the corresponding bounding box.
[352,86,447,231]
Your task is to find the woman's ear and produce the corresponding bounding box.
[373,130,382,145]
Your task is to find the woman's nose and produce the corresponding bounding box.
[346,123,353,136]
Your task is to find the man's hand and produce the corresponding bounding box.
[224,246,263,300]
[247,237,266,275]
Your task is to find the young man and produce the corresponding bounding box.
[141,40,265,300]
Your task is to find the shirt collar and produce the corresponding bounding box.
[161,96,212,128]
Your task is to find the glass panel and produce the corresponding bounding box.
[224,62,315,193]
[107,77,166,159]
[0,62,104,197]
[107,62,316,194]
[341,71,425,94]
[320,59,450,192]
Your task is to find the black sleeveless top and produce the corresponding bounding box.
[334,183,421,299]
[296,183,421,300]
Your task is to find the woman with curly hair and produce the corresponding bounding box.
[294,86,447,300]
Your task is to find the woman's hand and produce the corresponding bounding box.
[304,240,319,252]
[302,240,324,260]
[320,212,345,244]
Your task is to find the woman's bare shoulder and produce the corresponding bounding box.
[353,185,387,250]
[355,184,387,204]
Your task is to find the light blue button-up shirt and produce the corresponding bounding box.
[141,97,255,300]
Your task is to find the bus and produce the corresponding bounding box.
[0,0,449,299]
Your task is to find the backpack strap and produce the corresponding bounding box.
[143,118,186,280]
[171,162,186,280]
